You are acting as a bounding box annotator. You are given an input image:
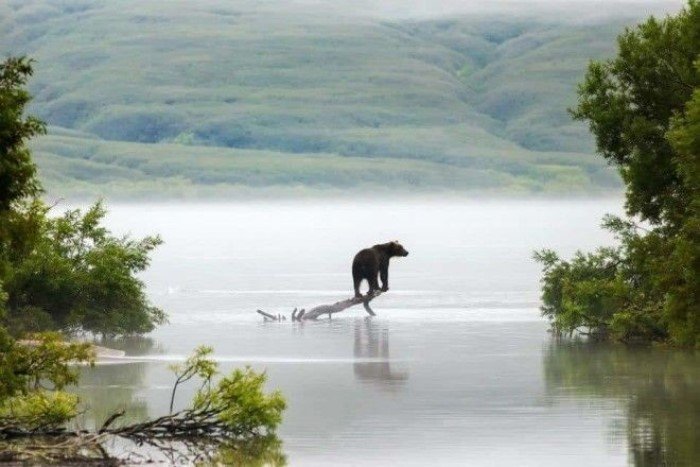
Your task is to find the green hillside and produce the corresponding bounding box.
[0,0,658,198]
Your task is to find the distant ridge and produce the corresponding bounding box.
[1,0,677,197]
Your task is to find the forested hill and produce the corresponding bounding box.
[1,0,678,198]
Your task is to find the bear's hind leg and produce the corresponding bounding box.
[353,275,363,298]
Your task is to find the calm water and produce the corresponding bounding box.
[71,199,699,466]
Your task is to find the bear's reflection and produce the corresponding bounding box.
[353,319,409,386]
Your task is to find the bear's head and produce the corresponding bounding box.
[387,240,409,257]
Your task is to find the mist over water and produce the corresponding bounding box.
[72,199,699,466]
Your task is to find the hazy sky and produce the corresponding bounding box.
[290,0,686,20]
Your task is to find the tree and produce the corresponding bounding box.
[0,56,165,336]
[0,57,44,211]
[536,1,699,346]
[664,83,700,344]
[0,56,286,463]
[571,1,699,228]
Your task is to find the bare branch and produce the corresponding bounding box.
[99,410,125,433]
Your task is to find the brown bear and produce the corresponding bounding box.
[352,241,409,298]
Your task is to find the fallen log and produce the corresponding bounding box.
[258,290,384,321]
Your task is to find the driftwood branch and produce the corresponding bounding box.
[0,405,263,463]
[258,290,384,322]
[302,291,382,319]
[256,310,286,321]
[0,408,248,442]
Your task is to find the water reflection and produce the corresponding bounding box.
[73,362,150,430]
[544,340,700,466]
[205,435,286,466]
[353,319,408,387]
[72,336,157,430]
[96,335,162,356]
[109,434,286,465]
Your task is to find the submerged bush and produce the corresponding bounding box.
[535,219,665,343]
[1,200,166,337]
[0,332,93,432]
[172,346,287,436]
[0,332,94,399]
[195,367,286,436]
[0,391,79,431]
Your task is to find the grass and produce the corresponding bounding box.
[0,0,663,197]
[32,130,617,199]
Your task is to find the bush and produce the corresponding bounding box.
[172,346,286,436]
[0,332,94,399]
[0,391,79,430]
[536,214,693,344]
[198,367,286,436]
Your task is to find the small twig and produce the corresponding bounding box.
[256,309,276,320]
[170,372,193,414]
[99,410,125,433]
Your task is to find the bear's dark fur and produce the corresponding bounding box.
[352,241,409,298]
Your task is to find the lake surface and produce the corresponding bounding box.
[72,199,699,466]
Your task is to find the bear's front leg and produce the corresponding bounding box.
[368,274,380,296]
[380,264,389,292]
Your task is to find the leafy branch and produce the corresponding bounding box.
[0,346,286,464]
